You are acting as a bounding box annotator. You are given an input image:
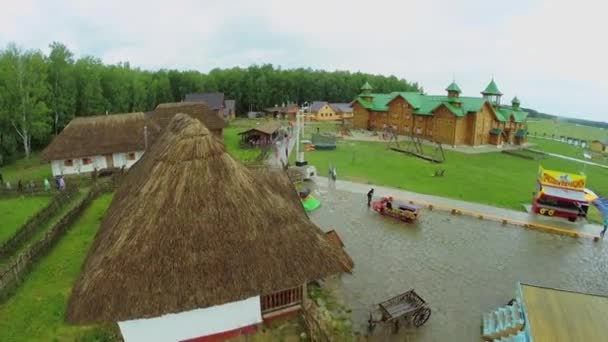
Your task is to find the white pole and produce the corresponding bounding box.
[295,110,300,163]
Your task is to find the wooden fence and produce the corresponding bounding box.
[0,186,78,258]
[0,182,112,302]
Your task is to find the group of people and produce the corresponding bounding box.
[0,173,66,193]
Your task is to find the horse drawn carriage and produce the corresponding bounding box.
[368,289,431,333]
[372,196,421,223]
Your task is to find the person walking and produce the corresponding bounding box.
[44,178,50,191]
[59,176,66,191]
[367,188,374,207]
[0,172,3,184]
[17,179,23,193]
[601,216,608,239]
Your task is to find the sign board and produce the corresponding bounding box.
[538,166,586,190]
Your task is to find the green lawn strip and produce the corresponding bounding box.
[0,196,51,245]
[0,193,115,342]
[299,140,608,214]
[0,189,89,269]
[529,137,608,165]
[0,153,52,184]
[527,119,608,142]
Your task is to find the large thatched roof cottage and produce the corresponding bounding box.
[66,114,349,341]
[41,102,225,177]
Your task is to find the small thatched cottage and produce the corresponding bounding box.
[41,102,225,177]
[66,114,350,341]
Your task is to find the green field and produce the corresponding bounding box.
[527,119,608,142]
[0,196,51,245]
[529,137,608,165]
[0,153,53,185]
[299,140,608,216]
[0,194,116,342]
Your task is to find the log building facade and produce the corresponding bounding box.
[352,80,528,146]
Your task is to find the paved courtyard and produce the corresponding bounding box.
[307,186,608,341]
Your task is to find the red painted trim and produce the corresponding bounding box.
[180,323,259,342]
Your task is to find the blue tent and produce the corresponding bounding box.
[593,198,608,218]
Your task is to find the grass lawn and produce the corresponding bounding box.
[0,190,89,269]
[0,153,52,184]
[0,196,51,245]
[299,140,608,213]
[529,137,608,165]
[0,193,115,342]
[527,119,608,141]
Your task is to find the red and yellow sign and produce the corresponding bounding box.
[538,166,586,190]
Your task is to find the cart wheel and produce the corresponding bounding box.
[568,217,576,222]
[413,308,431,327]
[368,312,376,332]
[548,209,555,216]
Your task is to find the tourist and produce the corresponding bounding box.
[601,217,608,239]
[17,179,23,192]
[332,167,337,182]
[5,181,11,190]
[0,172,3,184]
[59,176,66,191]
[55,176,60,190]
[367,188,374,207]
[44,178,50,191]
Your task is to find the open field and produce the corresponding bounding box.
[0,153,52,184]
[528,137,608,165]
[527,119,608,141]
[297,140,608,214]
[0,194,116,342]
[0,196,51,245]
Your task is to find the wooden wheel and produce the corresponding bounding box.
[413,308,431,327]
[368,312,377,332]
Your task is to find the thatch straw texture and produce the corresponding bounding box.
[41,113,145,160]
[150,102,225,132]
[66,114,348,323]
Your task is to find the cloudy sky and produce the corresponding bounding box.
[1,0,607,121]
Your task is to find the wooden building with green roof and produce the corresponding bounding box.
[352,79,528,146]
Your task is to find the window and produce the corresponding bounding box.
[82,158,93,165]
[64,159,73,167]
[127,152,136,160]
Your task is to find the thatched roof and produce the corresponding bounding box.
[150,102,226,131]
[41,113,146,161]
[66,114,348,324]
[238,122,282,136]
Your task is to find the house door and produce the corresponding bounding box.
[104,154,114,168]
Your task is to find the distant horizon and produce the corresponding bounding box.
[1,0,607,122]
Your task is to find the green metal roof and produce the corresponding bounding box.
[360,82,373,91]
[495,106,528,123]
[354,90,528,122]
[446,81,462,93]
[482,79,503,96]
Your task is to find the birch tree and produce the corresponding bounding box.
[0,44,50,158]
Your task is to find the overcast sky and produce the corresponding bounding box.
[1,0,607,121]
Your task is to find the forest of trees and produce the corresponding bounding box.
[0,42,420,162]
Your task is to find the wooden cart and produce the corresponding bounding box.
[372,196,421,223]
[368,289,431,333]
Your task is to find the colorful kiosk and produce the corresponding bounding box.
[532,167,589,222]
[482,282,608,341]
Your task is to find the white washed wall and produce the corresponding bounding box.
[118,296,262,342]
[50,151,144,176]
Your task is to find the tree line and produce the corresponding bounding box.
[0,42,420,161]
